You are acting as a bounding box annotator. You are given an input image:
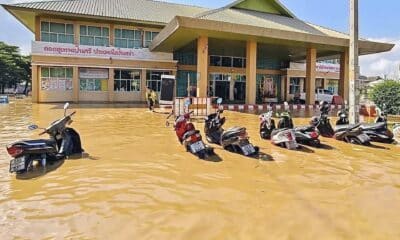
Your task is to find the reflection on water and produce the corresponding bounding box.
[1,100,400,239]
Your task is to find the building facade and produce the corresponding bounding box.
[2,0,394,104]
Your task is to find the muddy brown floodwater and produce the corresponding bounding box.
[1,99,400,240]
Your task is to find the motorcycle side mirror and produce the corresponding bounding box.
[63,102,70,116]
[217,98,223,105]
[28,124,38,130]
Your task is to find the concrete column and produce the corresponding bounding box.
[31,65,39,103]
[72,66,79,103]
[280,75,286,102]
[339,49,349,102]
[73,22,79,45]
[35,16,40,41]
[323,78,328,90]
[286,75,291,101]
[305,48,317,105]
[229,78,235,101]
[141,69,147,101]
[109,24,114,47]
[108,68,114,102]
[196,36,208,97]
[246,40,257,104]
[172,70,177,99]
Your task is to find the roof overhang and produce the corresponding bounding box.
[1,4,168,34]
[150,16,395,59]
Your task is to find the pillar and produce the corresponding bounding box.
[246,40,257,104]
[73,22,79,45]
[31,65,39,103]
[339,49,349,102]
[305,48,317,105]
[35,16,40,41]
[172,70,177,99]
[109,24,115,47]
[196,36,208,97]
[229,78,235,101]
[108,68,114,102]
[286,75,291,101]
[323,78,328,90]
[72,66,79,103]
[141,69,147,101]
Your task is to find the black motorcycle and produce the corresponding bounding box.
[334,108,371,145]
[205,101,259,156]
[311,101,335,138]
[7,103,83,174]
[359,107,394,143]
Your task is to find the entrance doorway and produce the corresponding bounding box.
[209,73,246,102]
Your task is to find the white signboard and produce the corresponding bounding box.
[290,62,340,73]
[79,68,109,79]
[32,41,173,61]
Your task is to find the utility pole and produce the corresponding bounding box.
[349,0,359,123]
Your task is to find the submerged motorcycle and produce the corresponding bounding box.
[171,111,214,159]
[7,103,83,174]
[205,99,259,156]
[359,107,394,143]
[333,108,371,145]
[311,101,335,138]
[260,111,298,150]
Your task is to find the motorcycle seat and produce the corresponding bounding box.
[16,139,56,147]
[360,122,386,130]
[183,130,200,140]
[271,128,291,134]
[221,127,245,139]
[334,124,360,132]
[295,126,314,132]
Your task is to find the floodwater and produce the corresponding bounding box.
[1,99,400,240]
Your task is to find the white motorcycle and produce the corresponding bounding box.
[260,111,298,150]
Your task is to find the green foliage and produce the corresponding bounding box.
[369,80,400,115]
[0,41,31,94]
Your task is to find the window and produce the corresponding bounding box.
[289,78,301,94]
[114,69,141,92]
[41,67,73,91]
[144,31,159,48]
[146,70,170,92]
[210,56,222,66]
[41,21,74,43]
[209,55,246,68]
[79,68,109,91]
[114,29,142,49]
[80,25,109,46]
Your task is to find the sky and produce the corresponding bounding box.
[0,0,399,78]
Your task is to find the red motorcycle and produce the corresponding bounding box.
[168,111,214,159]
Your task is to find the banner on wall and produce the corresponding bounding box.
[79,68,108,79]
[32,41,173,61]
[290,62,340,73]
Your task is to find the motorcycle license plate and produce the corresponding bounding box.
[190,141,205,153]
[241,144,255,156]
[9,156,26,173]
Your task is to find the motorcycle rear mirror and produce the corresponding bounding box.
[28,124,38,130]
[217,98,223,105]
[64,102,70,110]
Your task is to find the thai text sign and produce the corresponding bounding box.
[32,41,173,61]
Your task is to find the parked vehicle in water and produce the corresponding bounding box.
[300,88,337,104]
[205,98,259,156]
[311,101,335,138]
[7,103,83,175]
[259,111,276,140]
[267,111,298,150]
[171,111,214,159]
[334,108,371,145]
[359,107,394,143]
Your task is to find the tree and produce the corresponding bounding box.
[369,80,400,115]
[0,42,31,94]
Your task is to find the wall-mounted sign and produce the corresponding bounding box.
[79,68,109,79]
[32,41,173,61]
[290,62,340,73]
